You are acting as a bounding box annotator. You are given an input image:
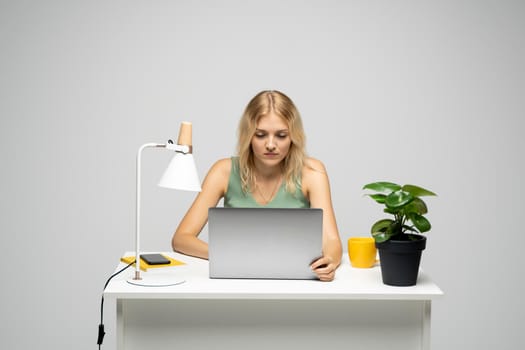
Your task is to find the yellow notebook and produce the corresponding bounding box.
[120,254,185,271]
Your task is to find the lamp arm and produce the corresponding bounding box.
[134,142,166,280]
[133,140,193,280]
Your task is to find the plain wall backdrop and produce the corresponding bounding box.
[1,1,524,349]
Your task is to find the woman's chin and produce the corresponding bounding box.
[255,156,283,168]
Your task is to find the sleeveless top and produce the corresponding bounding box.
[224,157,310,208]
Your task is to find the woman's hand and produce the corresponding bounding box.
[310,256,337,282]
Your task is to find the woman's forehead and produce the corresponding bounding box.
[256,112,288,130]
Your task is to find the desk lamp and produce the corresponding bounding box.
[127,121,201,287]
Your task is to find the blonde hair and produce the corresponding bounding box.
[237,90,307,193]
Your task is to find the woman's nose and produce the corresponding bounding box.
[266,138,276,151]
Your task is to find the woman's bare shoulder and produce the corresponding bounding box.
[212,157,232,169]
[301,158,330,197]
[207,158,232,178]
[201,158,232,195]
[303,157,327,174]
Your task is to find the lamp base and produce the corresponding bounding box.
[126,275,185,287]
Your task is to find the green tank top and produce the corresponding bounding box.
[224,157,310,208]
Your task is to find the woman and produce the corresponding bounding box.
[172,90,342,281]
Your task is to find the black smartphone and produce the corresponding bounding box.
[140,253,171,265]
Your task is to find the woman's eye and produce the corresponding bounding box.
[254,132,288,139]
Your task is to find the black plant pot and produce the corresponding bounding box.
[376,235,426,286]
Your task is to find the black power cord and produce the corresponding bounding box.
[98,260,134,349]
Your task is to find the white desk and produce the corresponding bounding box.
[104,252,443,350]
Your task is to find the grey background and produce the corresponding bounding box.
[1,1,523,349]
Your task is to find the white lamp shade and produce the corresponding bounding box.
[158,152,201,191]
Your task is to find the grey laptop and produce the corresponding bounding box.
[208,207,323,280]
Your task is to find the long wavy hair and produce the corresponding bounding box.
[237,90,307,194]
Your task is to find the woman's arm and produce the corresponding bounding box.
[303,158,342,281]
[171,158,231,259]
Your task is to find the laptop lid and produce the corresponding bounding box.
[208,207,323,280]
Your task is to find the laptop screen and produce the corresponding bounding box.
[208,207,323,280]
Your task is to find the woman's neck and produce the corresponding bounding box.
[253,162,282,180]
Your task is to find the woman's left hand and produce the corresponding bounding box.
[310,256,337,282]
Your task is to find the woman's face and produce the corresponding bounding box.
[251,112,291,169]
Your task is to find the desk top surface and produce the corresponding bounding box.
[103,252,443,300]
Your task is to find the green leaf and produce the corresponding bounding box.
[371,219,394,234]
[371,219,394,242]
[365,193,386,204]
[388,221,403,236]
[408,213,432,233]
[402,184,437,197]
[384,207,399,215]
[371,231,392,243]
[404,197,428,215]
[363,182,401,193]
[385,190,413,209]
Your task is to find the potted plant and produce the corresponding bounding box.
[363,181,437,286]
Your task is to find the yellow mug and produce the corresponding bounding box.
[348,237,377,268]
